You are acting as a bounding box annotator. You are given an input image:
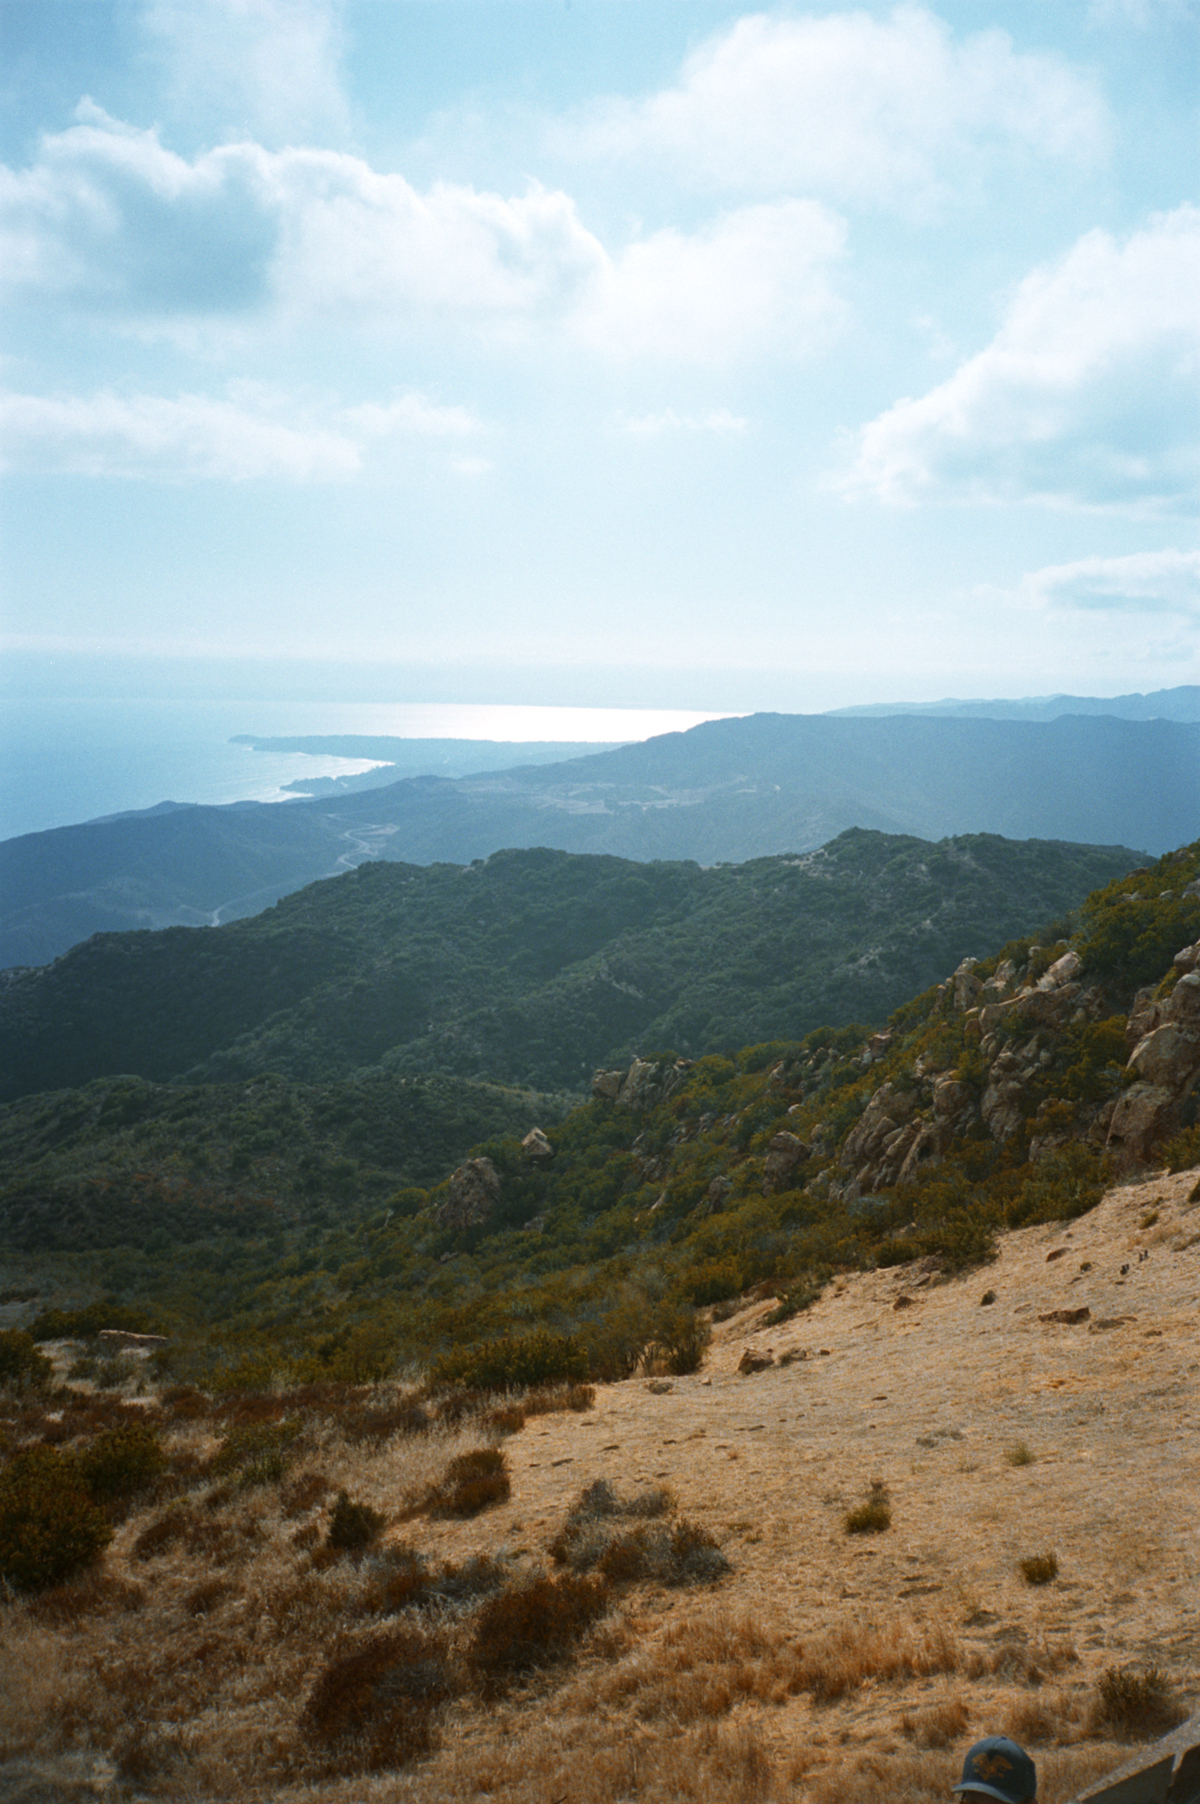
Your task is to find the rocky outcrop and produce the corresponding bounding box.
[591,1057,693,1112]
[702,1175,733,1213]
[1107,958,1200,1169]
[827,930,1197,1196]
[762,1131,811,1193]
[436,1156,502,1231]
[521,1128,554,1162]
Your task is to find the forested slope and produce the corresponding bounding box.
[0,831,1142,1101]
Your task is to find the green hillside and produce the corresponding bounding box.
[3,838,1196,1393]
[3,709,1196,967]
[0,830,1142,1102]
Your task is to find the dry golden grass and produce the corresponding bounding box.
[1,1170,1198,1800]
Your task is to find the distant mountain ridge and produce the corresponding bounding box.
[826,684,1200,721]
[0,831,1142,1103]
[2,709,1197,969]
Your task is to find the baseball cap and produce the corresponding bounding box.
[952,1736,1037,1802]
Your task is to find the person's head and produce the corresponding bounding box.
[952,1736,1037,1803]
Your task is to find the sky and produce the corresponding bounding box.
[0,0,1197,715]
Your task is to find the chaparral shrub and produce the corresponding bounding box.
[77,1421,167,1503]
[428,1448,510,1519]
[1090,1665,1185,1738]
[327,1490,386,1552]
[0,1444,113,1592]
[430,1331,588,1392]
[0,1328,53,1392]
[471,1572,609,1691]
[299,1626,460,1771]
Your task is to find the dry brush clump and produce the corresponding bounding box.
[845,1479,892,1535]
[549,1478,730,1588]
[1088,1664,1187,1739]
[298,1624,463,1774]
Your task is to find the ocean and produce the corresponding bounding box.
[0,698,729,842]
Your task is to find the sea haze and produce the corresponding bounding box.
[0,699,732,841]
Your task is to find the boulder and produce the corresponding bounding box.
[1128,1022,1200,1089]
[593,1057,693,1112]
[1106,1083,1178,1169]
[952,958,982,1011]
[981,1054,1027,1142]
[1038,949,1082,990]
[932,1073,977,1143]
[702,1175,733,1213]
[521,1128,553,1162]
[737,1347,775,1375]
[763,1130,810,1193]
[436,1156,502,1231]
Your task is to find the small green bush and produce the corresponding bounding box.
[0,1329,53,1392]
[647,1306,710,1376]
[431,1331,588,1392]
[1162,1125,1200,1174]
[845,1482,891,1535]
[1019,1553,1058,1585]
[327,1491,386,1552]
[1005,1441,1036,1467]
[77,1422,167,1503]
[209,1419,301,1488]
[0,1445,113,1592]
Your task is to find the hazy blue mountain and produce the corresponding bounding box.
[2,710,1195,970]
[826,685,1200,721]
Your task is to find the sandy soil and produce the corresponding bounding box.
[397,1168,1200,1756]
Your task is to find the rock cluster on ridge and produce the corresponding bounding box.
[824,933,1200,1205]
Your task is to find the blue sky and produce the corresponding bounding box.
[1,0,1197,713]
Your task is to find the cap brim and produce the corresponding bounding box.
[951,1788,1021,1803]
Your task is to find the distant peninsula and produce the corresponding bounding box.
[232,734,623,797]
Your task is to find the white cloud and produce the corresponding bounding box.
[342,395,485,438]
[139,0,349,145]
[1020,550,1200,615]
[835,206,1200,512]
[617,409,749,437]
[0,110,846,363]
[0,389,359,480]
[569,5,1107,208]
[573,201,846,363]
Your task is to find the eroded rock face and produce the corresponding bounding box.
[1108,970,1200,1167]
[591,1057,693,1111]
[762,1130,811,1193]
[436,1156,502,1231]
[1106,1083,1178,1167]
